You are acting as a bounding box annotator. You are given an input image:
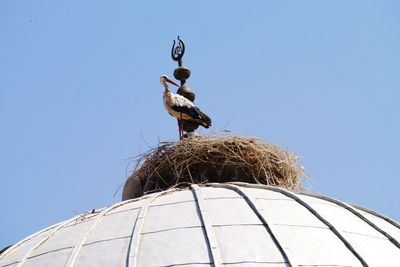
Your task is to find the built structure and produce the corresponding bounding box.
[1,183,400,267]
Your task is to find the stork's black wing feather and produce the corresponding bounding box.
[170,104,203,120]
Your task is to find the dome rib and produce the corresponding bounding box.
[352,204,400,231]
[0,221,60,263]
[126,192,164,267]
[65,201,129,267]
[191,185,223,267]
[16,213,84,267]
[209,183,298,267]
[215,182,369,267]
[299,192,400,250]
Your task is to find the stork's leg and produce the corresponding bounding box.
[177,119,180,139]
[179,113,183,139]
[178,119,182,139]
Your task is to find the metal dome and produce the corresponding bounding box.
[1,183,400,267]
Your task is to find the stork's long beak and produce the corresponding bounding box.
[165,77,179,87]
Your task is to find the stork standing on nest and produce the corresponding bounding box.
[160,75,212,139]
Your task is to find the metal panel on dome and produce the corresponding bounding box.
[31,215,96,258]
[84,207,140,243]
[23,247,72,267]
[204,196,262,226]
[151,189,195,206]
[143,201,202,232]
[72,204,141,267]
[256,198,327,228]
[214,225,287,265]
[298,193,400,265]
[355,207,400,242]
[345,231,400,265]
[273,224,362,266]
[0,226,57,267]
[298,195,384,237]
[239,187,293,200]
[202,187,243,199]
[74,238,131,266]
[137,227,211,266]
[106,200,142,216]
[200,186,288,265]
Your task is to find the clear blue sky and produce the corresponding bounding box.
[1,0,399,248]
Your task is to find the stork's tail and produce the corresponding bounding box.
[197,108,212,128]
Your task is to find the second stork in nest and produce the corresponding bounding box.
[160,75,212,139]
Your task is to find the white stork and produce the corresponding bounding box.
[160,75,212,139]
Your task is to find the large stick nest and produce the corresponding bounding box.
[130,134,307,193]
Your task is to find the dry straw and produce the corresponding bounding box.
[130,134,307,193]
